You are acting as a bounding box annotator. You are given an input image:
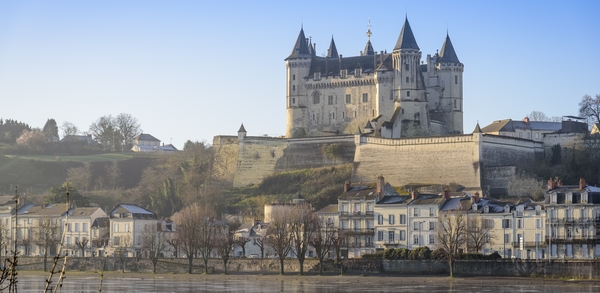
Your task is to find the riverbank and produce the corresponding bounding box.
[18,270,600,287]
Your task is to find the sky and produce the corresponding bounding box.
[0,1,599,149]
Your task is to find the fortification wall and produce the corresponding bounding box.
[480,135,543,167]
[352,134,482,188]
[232,135,355,187]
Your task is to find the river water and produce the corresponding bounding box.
[14,275,600,293]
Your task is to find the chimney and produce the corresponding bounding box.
[524,117,530,124]
[579,178,587,190]
[411,190,419,200]
[344,180,351,192]
[474,192,480,203]
[557,180,563,187]
[376,175,385,201]
[548,178,555,190]
[443,188,450,200]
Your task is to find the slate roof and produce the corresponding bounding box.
[363,40,374,56]
[308,54,385,77]
[481,119,562,133]
[377,194,411,204]
[134,133,160,142]
[394,17,420,51]
[69,207,102,217]
[327,37,339,58]
[315,204,338,214]
[408,194,445,205]
[110,203,156,219]
[546,184,600,204]
[287,27,311,60]
[439,34,460,64]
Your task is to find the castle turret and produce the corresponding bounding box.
[286,27,313,138]
[327,36,339,59]
[392,17,429,136]
[437,32,464,134]
[237,123,247,141]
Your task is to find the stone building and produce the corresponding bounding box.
[285,18,464,138]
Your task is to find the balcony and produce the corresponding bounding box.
[545,236,599,244]
[382,240,401,246]
[338,228,375,235]
[347,242,375,248]
[511,241,547,248]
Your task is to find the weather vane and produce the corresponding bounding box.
[366,19,372,40]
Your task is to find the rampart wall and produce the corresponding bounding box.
[218,135,355,187]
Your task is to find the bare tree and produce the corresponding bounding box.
[34,219,61,271]
[91,237,109,256]
[255,237,267,259]
[141,224,168,273]
[166,238,180,258]
[466,217,495,254]
[66,162,93,193]
[289,205,314,275]
[197,210,219,274]
[105,161,121,191]
[267,208,294,275]
[528,111,549,121]
[308,217,336,275]
[114,235,132,273]
[233,236,250,258]
[579,94,600,125]
[89,115,120,151]
[436,213,467,277]
[172,204,217,274]
[214,225,234,274]
[75,237,89,257]
[60,121,79,138]
[115,113,142,151]
[0,220,9,259]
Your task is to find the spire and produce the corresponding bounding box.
[327,36,339,58]
[394,17,420,51]
[286,27,311,60]
[307,36,314,56]
[238,123,247,133]
[363,20,374,56]
[439,33,460,63]
[472,123,482,133]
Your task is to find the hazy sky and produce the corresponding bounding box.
[1,1,598,149]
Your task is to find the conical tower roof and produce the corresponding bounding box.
[439,33,460,63]
[286,27,311,60]
[472,123,482,133]
[363,40,374,56]
[327,36,339,58]
[394,17,420,51]
[238,123,247,133]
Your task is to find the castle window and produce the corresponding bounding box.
[342,112,345,118]
[312,114,315,121]
[328,96,334,105]
[405,63,409,71]
[312,92,320,104]
[293,74,295,81]
[354,111,357,118]
[373,110,375,116]
[340,69,347,79]
[355,68,361,77]
[406,77,409,83]
[292,85,295,91]
[314,72,321,80]
[345,94,351,104]
[454,100,457,108]
[362,93,368,102]
[455,76,458,84]
[292,98,295,104]
[407,91,410,97]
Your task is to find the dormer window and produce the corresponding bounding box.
[582,191,588,203]
[504,205,510,213]
[483,205,489,214]
[551,193,557,204]
[566,192,573,204]
[314,72,321,80]
[355,68,361,77]
[472,203,477,211]
[340,69,347,79]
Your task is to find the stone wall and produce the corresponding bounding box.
[383,259,600,279]
[353,134,482,188]
[223,135,355,187]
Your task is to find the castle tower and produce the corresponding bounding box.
[285,27,313,137]
[392,17,430,135]
[437,33,464,134]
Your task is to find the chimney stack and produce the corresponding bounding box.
[376,175,385,201]
[548,178,556,190]
[344,180,351,192]
[443,188,451,200]
[579,178,587,190]
[557,180,563,187]
[411,190,419,200]
[474,192,480,203]
[524,117,530,124]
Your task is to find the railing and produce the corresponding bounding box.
[365,211,374,216]
[545,236,599,243]
[347,242,375,248]
[382,240,400,245]
[339,228,375,235]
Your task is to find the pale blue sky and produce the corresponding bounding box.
[0,1,598,149]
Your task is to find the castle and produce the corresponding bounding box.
[285,18,464,138]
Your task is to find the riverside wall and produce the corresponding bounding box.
[16,257,600,279]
